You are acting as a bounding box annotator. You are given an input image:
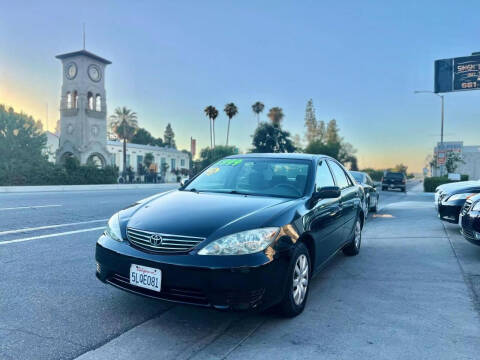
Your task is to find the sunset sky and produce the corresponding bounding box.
[1,0,480,172]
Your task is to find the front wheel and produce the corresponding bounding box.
[278,243,310,317]
[343,217,362,256]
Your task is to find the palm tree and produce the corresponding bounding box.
[224,103,238,146]
[267,107,284,126]
[204,106,218,148]
[109,106,138,177]
[251,101,265,125]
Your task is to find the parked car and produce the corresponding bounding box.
[381,171,406,192]
[435,181,479,207]
[350,171,379,214]
[437,182,480,224]
[95,154,366,317]
[459,193,480,246]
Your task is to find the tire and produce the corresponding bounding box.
[278,243,311,317]
[371,196,378,212]
[343,217,362,256]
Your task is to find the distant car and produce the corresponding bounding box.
[350,171,379,214]
[437,182,480,224]
[459,193,480,246]
[381,172,406,192]
[96,153,365,317]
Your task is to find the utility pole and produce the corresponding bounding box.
[414,90,445,175]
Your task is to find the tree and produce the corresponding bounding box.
[144,152,154,169]
[267,107,284,126]
[131,128,155,145]
[445,152,465,174]
[326,119,341,145]
[224,103,238,146]
[304,99,318,143]
[204,106,218,148]
[109,107,138,177]
[163,123,176,148]
[197,145,239,171]
[251,101,265,125]
[0,105,49,185]
[393,163,408,174]
[251,122,296,153]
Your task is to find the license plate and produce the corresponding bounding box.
[130,264,161,292]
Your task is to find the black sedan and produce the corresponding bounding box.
[95,154,365,317]
[460,194,480,246]
[437,182,480,224]
[350,171,379,214]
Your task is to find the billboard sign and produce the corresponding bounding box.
[435,53,480,93]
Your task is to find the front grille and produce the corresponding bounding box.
[127,227,204,254]
[107,273,209,306]
[462,199,473,215]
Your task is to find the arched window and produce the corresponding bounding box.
[66,92,72,109]
[87,92,94,110]
[73,91,78,108]
[95,94,102,112]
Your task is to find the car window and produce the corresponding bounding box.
[366,175,374,186]
[315,160,335,191]
[185,158,311,198]
[327,160,350,189]
[350,171,364,183]
[385,172,404,179]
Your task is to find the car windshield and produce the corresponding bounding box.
[350,172,364,183]
[385,172,404,179]
[184,157,311,198]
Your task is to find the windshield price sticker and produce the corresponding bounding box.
[218,159,243,166]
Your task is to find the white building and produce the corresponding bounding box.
[45,133,189,183]
[432,141,480,180]
[107,140,189,182]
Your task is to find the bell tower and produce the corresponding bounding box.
[55,49,112,166]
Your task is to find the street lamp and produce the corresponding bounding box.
[414,90,444,145]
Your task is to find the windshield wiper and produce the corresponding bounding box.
[229,190,250,196]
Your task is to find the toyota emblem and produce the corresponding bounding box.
[149,234,163,246]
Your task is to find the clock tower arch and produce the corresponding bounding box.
[55,50,112,167]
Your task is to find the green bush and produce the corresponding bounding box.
[423,175,469,192]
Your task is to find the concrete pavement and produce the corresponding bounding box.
[1,183,479,360]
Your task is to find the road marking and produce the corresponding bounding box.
[0,204,62,211]
[0,219,108,236]
[0,226,105,245]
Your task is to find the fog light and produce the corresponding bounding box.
[96,262,101,274]
[475,232,480,240]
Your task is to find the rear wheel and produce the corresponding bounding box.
[343,217,362,256]
[278,243,310,317]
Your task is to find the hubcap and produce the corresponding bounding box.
[292,254,309,305]
[354,220,361,248]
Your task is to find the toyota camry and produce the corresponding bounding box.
[95,154,365,317]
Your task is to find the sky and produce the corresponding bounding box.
[1,0,480,172]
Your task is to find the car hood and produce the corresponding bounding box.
[439,181,479,193]
[126,190,294,238]
[447,184,480,196]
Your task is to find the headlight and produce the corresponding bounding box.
[472,201,480,211]
[105,213,123,242]
[198,227,280,255]
[447,193,475,202]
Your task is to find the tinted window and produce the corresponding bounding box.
[185,158,311,198]
[328,161,350,189]
[350,171,364,183]
[385,172,404,179]
[315,160,335,191]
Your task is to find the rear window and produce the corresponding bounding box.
[385,172,404,179]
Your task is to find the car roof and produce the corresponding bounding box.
[226,153,332,161]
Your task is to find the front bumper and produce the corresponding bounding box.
[95,234,290,311]
[438,200,465,223]
[460,211,480,246]
[382,182,405,190]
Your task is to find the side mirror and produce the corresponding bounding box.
[313,186,341,200]
[180,179,189,187]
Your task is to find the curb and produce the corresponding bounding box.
[0,183,179,193]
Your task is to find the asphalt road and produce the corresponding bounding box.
[1,182,479,360]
